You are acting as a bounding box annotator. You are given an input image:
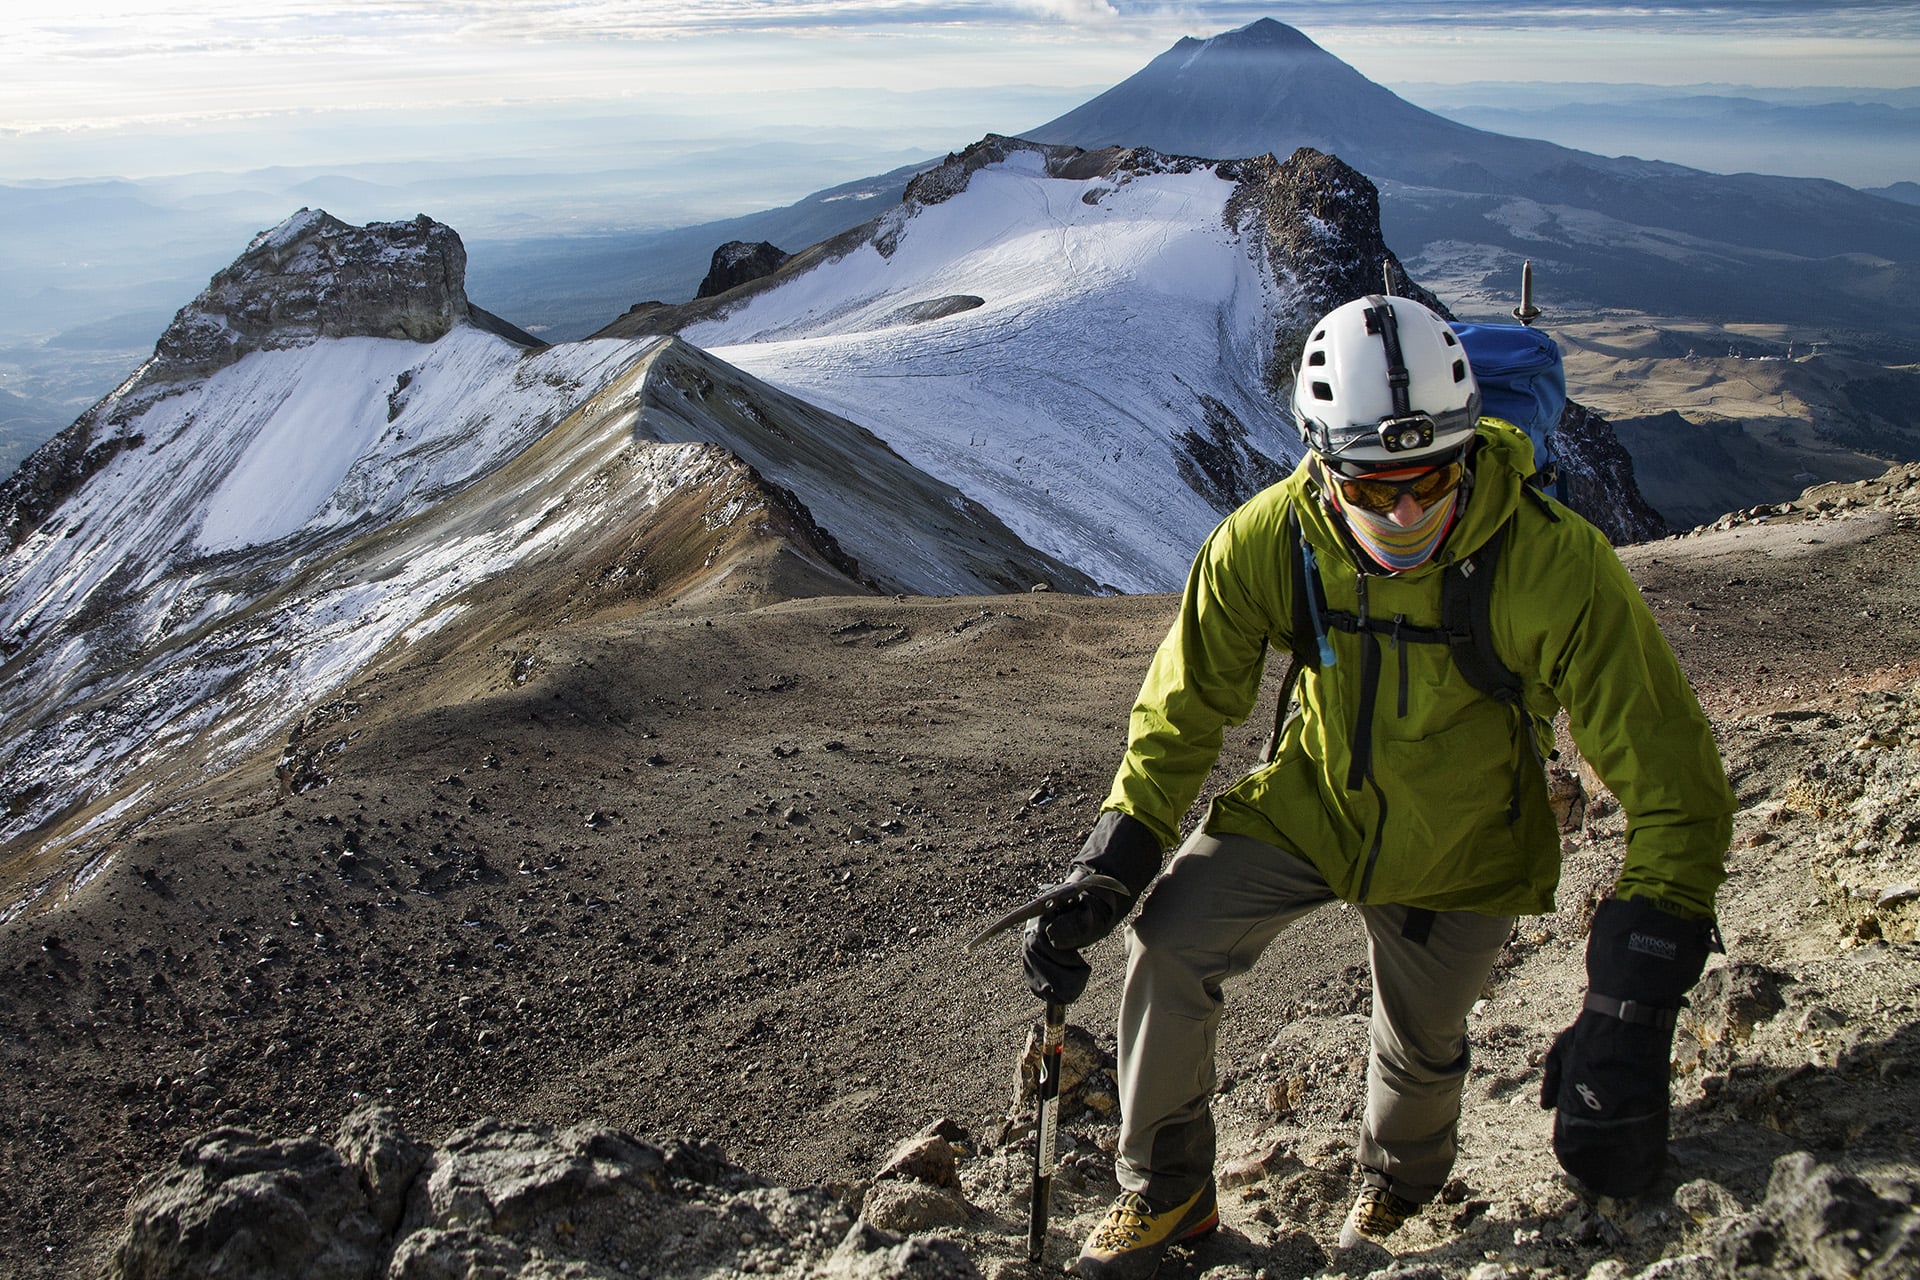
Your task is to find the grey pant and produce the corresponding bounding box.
[1116,831,1514,1206]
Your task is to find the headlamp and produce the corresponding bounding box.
[1379,414,1437,454]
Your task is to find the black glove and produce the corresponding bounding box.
[1018,811,1162,1003]
[1022,916,1092,1005]
[1540,896,1719,1197]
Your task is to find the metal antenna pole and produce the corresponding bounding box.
[1513,259,1543,326]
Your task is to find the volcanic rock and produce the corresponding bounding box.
[1557,399,1670,542]
[111,1126,386,1280]
[151,209,474,383]
[698,241,791,299]
[1708,1152,1920,1279]
[109,1107,976,1280]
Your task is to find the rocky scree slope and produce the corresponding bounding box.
[5,465,1913,1280]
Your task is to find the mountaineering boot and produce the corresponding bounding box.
[1337,1183,1421,1249]
[1077,1182,1218,1280]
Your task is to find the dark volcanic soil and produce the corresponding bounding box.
[4,467,1920,1278]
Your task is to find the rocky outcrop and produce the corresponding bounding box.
[150,209,471,382]
[112,1109,980,1280]
[698,241,791,299]
[1555,399,1669,543]
[112,1124,392,1280]
[0,403,145,553]
[1229,146,1444,348]
[0,209,485,553]
[1223,148,1659,540]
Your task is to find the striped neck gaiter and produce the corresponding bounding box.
[1331,485,1461,573]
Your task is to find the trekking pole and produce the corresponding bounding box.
[1029,1000,1067,1264]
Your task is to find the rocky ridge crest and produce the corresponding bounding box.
[1555,402,1668,544]
[0,209,503,554]
[149,209,474,383]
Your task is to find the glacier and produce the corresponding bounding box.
[680,143,1312,592]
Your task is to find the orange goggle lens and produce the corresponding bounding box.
[1336,461,1465,515]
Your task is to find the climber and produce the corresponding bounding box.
[1020,294,1732,1278]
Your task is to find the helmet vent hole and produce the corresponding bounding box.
[1311,381,1334,401]
[1453,360,1467,382]
[1307,350,1326,367]
[1444,331,1459,347]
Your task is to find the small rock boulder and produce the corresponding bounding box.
[1687,962,1789,1046]
[1013,1020,1116,1121]
[111,1127,385,1280]
[697,241,790,299]
[878,1131,962,1190]
[830,1222,979,1280]
[415,1119,667,1232]
[1709,1152,1920,1279]
[861,1180,973,1234]
[336,1106,429,1234]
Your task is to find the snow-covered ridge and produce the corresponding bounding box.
[0,309,1088,853]
[0,327,663,846]
[674,138,1420,591]
[1,330,640,650]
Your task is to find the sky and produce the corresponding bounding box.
[5,1,1919,182]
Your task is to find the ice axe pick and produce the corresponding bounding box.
[962,874,1128,953]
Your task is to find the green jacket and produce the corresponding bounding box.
[1104,420,1731,918]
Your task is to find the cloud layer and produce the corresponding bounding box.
[6,2,1916,160]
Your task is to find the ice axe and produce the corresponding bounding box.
[966,874,1126,1264]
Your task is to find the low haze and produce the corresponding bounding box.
[7,2,1918,181]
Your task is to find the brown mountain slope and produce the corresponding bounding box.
[3,468,1919,1278]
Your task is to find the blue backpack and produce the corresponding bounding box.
[1452,322,1567,497]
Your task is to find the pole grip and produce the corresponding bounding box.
[1028,1001,1068,1264]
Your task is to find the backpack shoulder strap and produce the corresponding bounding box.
[1443,513,1553,825]
[1441,517,1523,707]
[1259,498,1336,759]
[1520,478,1561,521]
[1286,505,1317,670]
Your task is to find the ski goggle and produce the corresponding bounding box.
[1332,460,1466,515]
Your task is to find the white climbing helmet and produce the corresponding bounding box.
[1292,295,1481,467]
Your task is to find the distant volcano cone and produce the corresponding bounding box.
[1021,18,1554,188]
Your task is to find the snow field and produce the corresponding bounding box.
[690,153,1304,591]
